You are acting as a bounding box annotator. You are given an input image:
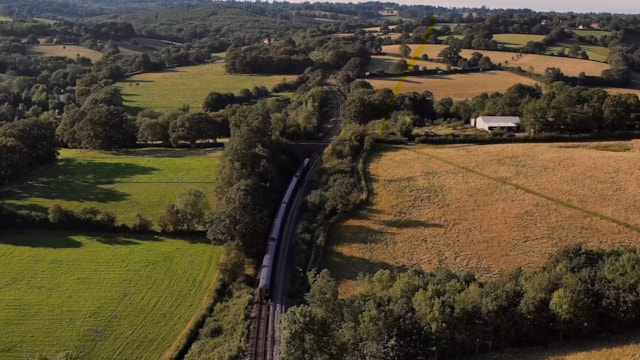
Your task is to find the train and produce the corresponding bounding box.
[258,157,312,299]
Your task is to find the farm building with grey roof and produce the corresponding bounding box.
[471,116,521,132]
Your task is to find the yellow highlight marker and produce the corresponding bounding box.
[379,16,437,141]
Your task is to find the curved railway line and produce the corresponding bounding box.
[247,84,344,360]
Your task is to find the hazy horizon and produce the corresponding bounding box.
[283,0,638,15]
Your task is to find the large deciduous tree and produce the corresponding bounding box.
[57,105,137,150]
[438,45,462,66]
[168,112,219,147]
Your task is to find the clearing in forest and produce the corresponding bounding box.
[327,141,640,296]
[1,148,220,228]
[116,62,297,113]
[28,44,104,62]
[366,70,539,100]
[0,230,221,360]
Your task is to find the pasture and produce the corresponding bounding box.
[573,29,612,38]
[0,230,221,360]
[366,71,539,100]
[116,62,296,113]
[546,42,609,62]
[382,44,610,76]
[28,44,104,62]
[1,148,220,228]
[492,33,545,47]
[327,141,640,296]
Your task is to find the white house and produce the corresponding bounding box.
[471,116,521,132]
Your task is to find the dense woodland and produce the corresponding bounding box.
[2,1,640,359]
[282,246,640,360]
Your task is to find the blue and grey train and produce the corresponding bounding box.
[258,157,311,299]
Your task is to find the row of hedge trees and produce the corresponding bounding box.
[0,188,209,234]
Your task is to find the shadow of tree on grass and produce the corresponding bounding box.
[0,230,82,248]
[2,158,158,203]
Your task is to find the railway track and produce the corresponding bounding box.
[247,83,344,360]
[251,299,270,360]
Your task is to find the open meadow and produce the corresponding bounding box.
[382,44,610,76]
[0,229,221,360]
[1,148,220,228]
[116,62,297,113]
[366,70,539,100]
[28,44,104,63]
[327,141,640,296]
[492,33,545,47]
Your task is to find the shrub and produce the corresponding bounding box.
[132,213,153,231]
[48,204,68,223]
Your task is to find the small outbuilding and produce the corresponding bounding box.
[471,116,521,132]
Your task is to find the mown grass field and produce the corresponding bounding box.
[382,44,610,76]
[492,33,545,47]
[366,71,539,100]
[547,42,609,62]
[2,148,220,228]
[574,29,612,38]
[327,141,640,296]
[28,44,103,62]
[116,62,297,113]
[0,230,221,360]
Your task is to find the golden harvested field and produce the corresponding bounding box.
[604,87,640,97]
[366,71,538,100]
[473,330,640,360]
[382,44,610,76]
[28,45,103,62]
[327,142,640,296]
[368,55,445,73]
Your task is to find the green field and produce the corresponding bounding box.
[0,230,221,360]
[433,22,457,31]
[28,45,103,62]
[2,148,220,228]
[33,17,56,24]
[547,41,609,62]
[574,29,612,38]
[493,33,545,47]
[117,62,297,113]
[0,15,12,22]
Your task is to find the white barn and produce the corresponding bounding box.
[471,116,521,132]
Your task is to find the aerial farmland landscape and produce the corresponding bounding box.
[1,0,640,359]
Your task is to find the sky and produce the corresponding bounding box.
[294,0,639,14]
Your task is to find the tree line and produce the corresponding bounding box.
[340,79,640,137]
[282,245,640,360]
